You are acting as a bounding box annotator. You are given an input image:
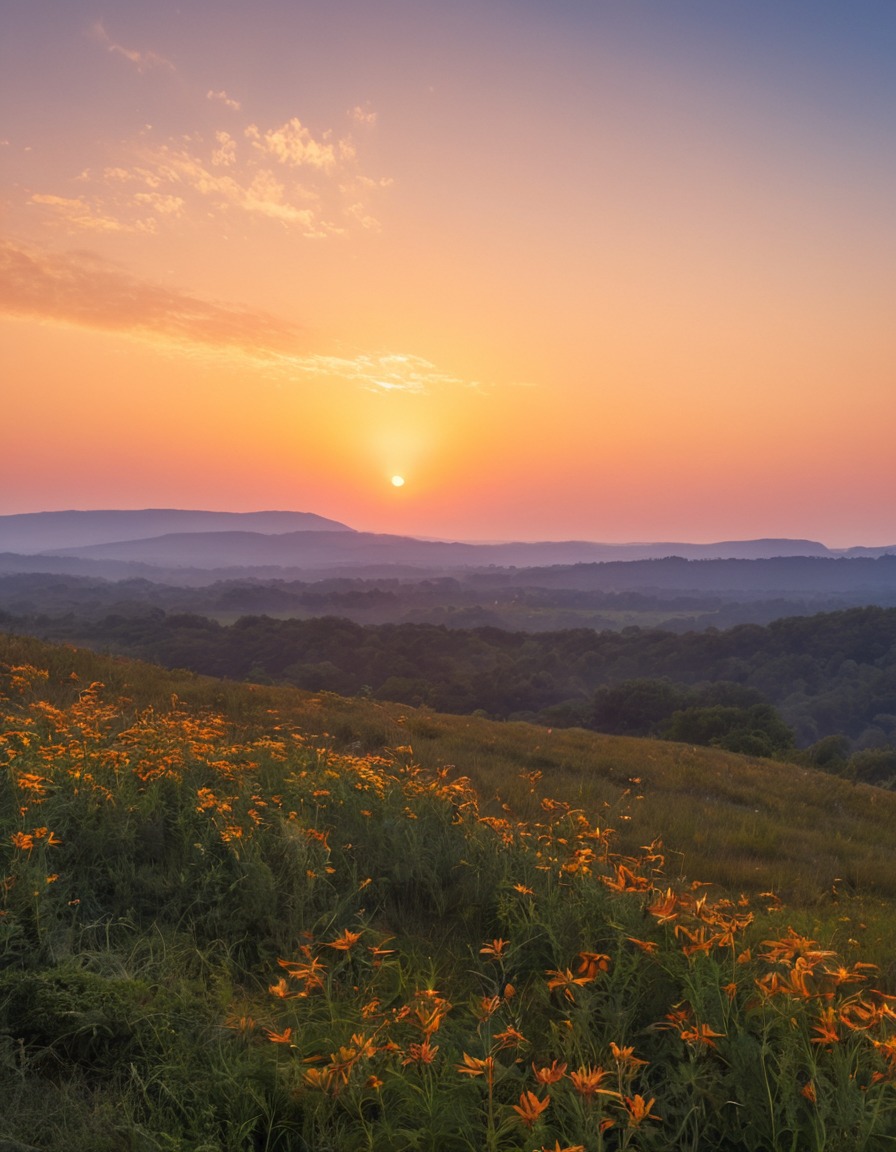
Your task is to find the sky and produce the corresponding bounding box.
[2,0,894,546]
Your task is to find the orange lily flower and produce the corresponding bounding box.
[575,951,611,979]
[624,1094,661,1126]
[512,1090,550,1129]
[327,928,363,951]
[533,1059,567,1084]
[546,968,594,1002]
[569,1065,618,1100]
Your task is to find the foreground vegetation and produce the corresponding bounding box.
[3,634,896,1149]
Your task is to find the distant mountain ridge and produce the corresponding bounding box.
[0,509,892,577]
[42,529,837,569]
[0,509,354,554]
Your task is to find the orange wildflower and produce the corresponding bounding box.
[811,1007,840,1046]
[679,1022,725,1050]
[513,883,535,896]
[575,951,611,979]
[801,1080,817,1104]
[402,1038,439,1066]
[533,1059,567,1084]
[304,1067,334,1091]
[624,1094,661,1126]
[264,1026,293,1044]
[327,928,363,951]
[456,1053,495,1081]
[480,937,510,959]
[627,936,659,954]
[546,967,594,1002]
[603,863,650,893]
[493,1025,527,1050]
[512,1090,550,1129]
[538,1143,584,1152]
[569,1065,618,1100]
[609,1042,647,1069]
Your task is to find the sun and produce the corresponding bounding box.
[391,475,405,487]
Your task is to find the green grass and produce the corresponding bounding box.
[3,632,896,1149]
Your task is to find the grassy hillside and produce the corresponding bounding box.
[3,633,896,1150]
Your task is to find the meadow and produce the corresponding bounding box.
[2,632,896,1150]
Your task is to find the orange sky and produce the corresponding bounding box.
[2,1,894,546]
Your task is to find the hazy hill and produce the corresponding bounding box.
[46,529,836,568]
[0,508,354,553]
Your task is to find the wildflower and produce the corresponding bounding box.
[546,968,593,1002]
[480,937,510,959]
[811,1007,840,1046]
[624,1094,661,1126]
[512,1090,550,1129]
[626,936,659,954]
[679,1022,725,1050]
[647,888,681,922]
[456,1053,494,1080]
[538,1144,584,1152]
[609,1042,647,1069]
[10,832,33,851]
[576,951,610,979]
[569,1065,617,1100]
[513,883,535,896]
[493,1025,527,1050]
[532,1060,567,1084]
[327,928,363,951]
[412,993,452,1035]
[801,1080,817,1104]
[304,1067,334,1091]
[402,1038,439,1066]
[477,995,502,1020]
[264,1026,293,1044]
[603,863,650,892]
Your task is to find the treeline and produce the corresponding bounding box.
[0,569,892,633]
[6,603,895,773]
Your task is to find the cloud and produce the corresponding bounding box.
[29,194,131,234]
[285,351,479,394]
[28,112,389,240]
[0,238,301,357]
[349,105,378,127]
[0,239,482,394]
[248,118,339,172]
[92,20,174,73]
[207,89,241,111]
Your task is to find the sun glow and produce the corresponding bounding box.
[391,475,405,488]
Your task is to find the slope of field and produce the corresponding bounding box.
[3,633,896,1150]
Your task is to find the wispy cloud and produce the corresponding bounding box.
[0,239,300,355]
[285,352,479,394]
[349,105,378,127]
[0,240,480,395]
[29,194,131,234]
[92,20,174,73]
[207,89,241,111]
